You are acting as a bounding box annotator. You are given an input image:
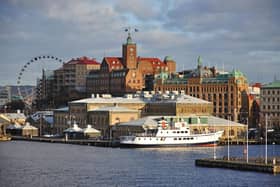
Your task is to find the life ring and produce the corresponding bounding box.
[162,121,166,129]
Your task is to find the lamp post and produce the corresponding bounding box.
[246,117,249,163]
[213,118,216,160]
[227,115,230,161]
[265,114,268,164]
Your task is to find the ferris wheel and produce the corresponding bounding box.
[17,55,64,106]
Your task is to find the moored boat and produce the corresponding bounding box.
[120,118,224,147]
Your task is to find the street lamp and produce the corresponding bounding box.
[265,114,268,164]
[227,115,230,161]
[246,117,249,163]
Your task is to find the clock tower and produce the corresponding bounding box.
[122,33,137,69]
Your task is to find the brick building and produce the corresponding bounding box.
[154,56,249,122]
[36,57,100,108]
[86,33,176,96]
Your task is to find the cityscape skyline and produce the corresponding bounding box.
[1,0,280,85]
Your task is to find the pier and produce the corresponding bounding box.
[11,136,120,147]
[195,157,280,174]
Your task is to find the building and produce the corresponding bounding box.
[154,56,249,122]
[53,92,213,136]
[54,56,100,93]
[36,57,100,109]
[247,83,261,128]
[86,32,176,96]
[260,80,280,129]
[0,86,11,108]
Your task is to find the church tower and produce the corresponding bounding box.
[122,32,137,69]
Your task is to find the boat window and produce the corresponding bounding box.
[185,131,188,133]
[156,138,158,141]
[191,137,194,140]
[150,138,152,140]
[187,138,189,140]
[161,131,163,133]
[173,131,176,133]
[138,138,141,140]
[174,138,177,140]
[177,131,180,133]
[179,138,182,140]
[183,138,187,140]
[181,131,184,133]
[144,138,146,140]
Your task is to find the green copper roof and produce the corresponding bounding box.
[262,81,280,88]
[126,33,134,44]
[164,56,173,61]
[230,69,244,78]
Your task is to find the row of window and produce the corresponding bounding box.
[262,97,280,102]
[137,137,194,141]
[160,131,189,134]
[262,105,280,110]
[262,90,280,95]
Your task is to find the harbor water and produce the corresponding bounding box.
[0,141,280,187]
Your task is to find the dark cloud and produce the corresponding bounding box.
[0,0,280,85]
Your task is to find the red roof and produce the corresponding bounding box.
[104,57,124,70]
[138,57,167,68]
[66,56,100,65]
[77,56,100,65]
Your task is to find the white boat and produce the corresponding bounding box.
[120,119,224,147]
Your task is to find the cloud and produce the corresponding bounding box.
[0,0,280,85]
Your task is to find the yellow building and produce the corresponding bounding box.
[54,93,213,136]
[154,56,249,122]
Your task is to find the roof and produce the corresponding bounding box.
[77,57,100,65]
[70,94,211,105]
[83,125,100,133]
[65,57,100,65]
[22,122,38,130]
[118,116,159,129]
[1,113,26,120]
[89,106,139,112]
[64,123,83,133]
[104,57,123,70]
[118,115,245,128]
[138,57,167,69]
[262,80,280,89]
[54,107,69,112]
[6,124,22,129]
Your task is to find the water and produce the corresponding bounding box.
[0,141,279,187]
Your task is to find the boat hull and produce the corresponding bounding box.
[120,131,224,148]
[120,142,218,148]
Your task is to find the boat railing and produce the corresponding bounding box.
[133,133,157,137]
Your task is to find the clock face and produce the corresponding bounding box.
[130,47,134,52]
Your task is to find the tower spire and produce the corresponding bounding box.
[124,27,138,44]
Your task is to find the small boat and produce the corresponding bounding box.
[120,119,224,147]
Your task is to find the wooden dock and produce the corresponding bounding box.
[195,157,280,174]
[11,136,120,147]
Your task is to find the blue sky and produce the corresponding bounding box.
[0,0,280,85]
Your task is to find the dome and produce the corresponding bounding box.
[164,56,173,61]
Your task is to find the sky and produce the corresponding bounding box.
[0,0,280,85]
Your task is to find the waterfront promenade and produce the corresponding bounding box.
[11,136,120,147]
[196,157,280,174]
